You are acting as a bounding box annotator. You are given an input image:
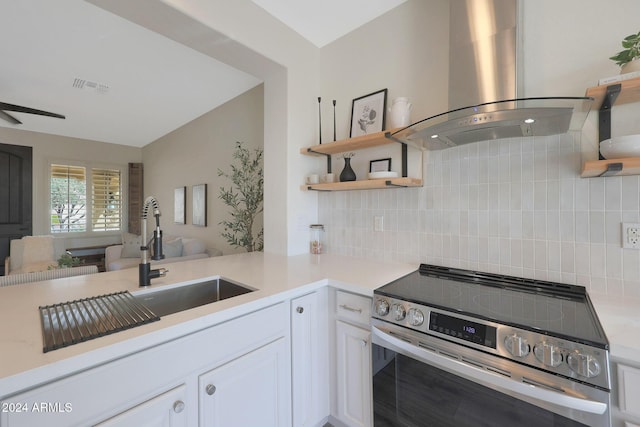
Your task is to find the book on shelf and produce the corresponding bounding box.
[598,70,640,85]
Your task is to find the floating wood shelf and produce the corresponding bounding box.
[301,177,423,191]
[300,128,422,190]
[581,157,640,178]
[300,129,402,157]
[585,76,640,107]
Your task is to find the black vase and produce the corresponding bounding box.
[340,157,356,182]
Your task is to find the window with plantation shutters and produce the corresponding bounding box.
[50,164,123,234]
[51,165,87,232]
[92,168,121,232]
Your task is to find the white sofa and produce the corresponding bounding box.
[0,265,99,287]
[105,235,221,271]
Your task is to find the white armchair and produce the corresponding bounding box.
[4,236,66,275]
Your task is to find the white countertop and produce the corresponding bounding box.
[0,252,637,398]
[590,293,640,365]
[0,252,416,397]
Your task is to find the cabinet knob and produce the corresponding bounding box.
[296,306,304,314]
[173,400,185,413]
[206,384,217,396]
[361,340,367,348]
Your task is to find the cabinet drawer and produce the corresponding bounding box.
[618,363,640,419]
[336,291,370,326]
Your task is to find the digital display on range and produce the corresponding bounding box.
[429,312,496,349]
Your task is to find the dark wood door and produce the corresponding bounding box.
[0,143,33,275]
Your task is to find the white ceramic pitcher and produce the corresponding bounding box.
[389,97,412,128]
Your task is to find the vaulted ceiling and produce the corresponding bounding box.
[0,0,406,147]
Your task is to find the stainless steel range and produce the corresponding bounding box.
[371,264,610,427]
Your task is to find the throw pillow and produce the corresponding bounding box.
[163,238,183,258]
[121,233,142,258]
[182,238,206,256]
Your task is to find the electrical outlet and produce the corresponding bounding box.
[622,223,640,249]
[374,215,384,232]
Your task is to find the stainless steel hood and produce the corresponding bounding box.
[391,97,593,150]
[391,0,593,150]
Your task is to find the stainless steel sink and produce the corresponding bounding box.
[133,278,254,317]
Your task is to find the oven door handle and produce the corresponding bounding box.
[372,325,608,415]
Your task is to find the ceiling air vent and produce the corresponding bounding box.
[72,77,109,94]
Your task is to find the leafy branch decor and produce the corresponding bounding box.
[50,253,82,269]
[610,31,640,68]
[217,141,264,252]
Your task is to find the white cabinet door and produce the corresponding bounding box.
[96,384,188,427]
[291,291,329,427]
[619,363,640,419]
[335,320,372,427]
[199,337,290,427]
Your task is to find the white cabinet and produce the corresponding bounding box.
[1,303,289,427]
[199,338,289,427]
[332,290,372,427]
[96,384,188,427]
[613,361,640,427]
[291,290,329,427]
[335,321,372,427]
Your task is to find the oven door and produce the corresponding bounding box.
[371,320,610,427]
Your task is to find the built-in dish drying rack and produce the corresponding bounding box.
[39,291,159,353]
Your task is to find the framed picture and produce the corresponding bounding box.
[174,186,186,224]
[192,184,207,227]
[370,158,392,173]
[350,88,387,137]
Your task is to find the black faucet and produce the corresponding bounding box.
[139,196,168,286]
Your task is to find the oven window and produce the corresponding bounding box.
[372,346,587,427]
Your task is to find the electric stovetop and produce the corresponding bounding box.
[375,264,608,349]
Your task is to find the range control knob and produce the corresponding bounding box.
[504,334,530,358]
[392,304,406,321]
[533,342,563,367]
[566,352,601,378]
[375,299,390,317]
[407,308,425,326]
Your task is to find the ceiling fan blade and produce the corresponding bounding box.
[0,110,22,125]
[0,102,65,119]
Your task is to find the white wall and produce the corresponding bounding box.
[142,85,264,255]
[317,0,640,297]
[319,0,450,140]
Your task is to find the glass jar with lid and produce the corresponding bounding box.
[309,224,324,254]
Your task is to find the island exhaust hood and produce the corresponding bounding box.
[391,0,593,150]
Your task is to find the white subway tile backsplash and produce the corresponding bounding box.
[604,212,622,245]
[589,244,606,278]
[318,134,640,296]
[574,243,590,275]
[559,180,574,211]
[534,211,547,240]
[534,151,547,181]
[574,211,590,243]
[561,242,575,274]
[604,177,622,211]
[574,178,590,211]
[589,179,605,211]
[560,212,575,241]
[589,212,605,244]
[621,175,640,212]
[548,241,561,272]
[606,244,623,280]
